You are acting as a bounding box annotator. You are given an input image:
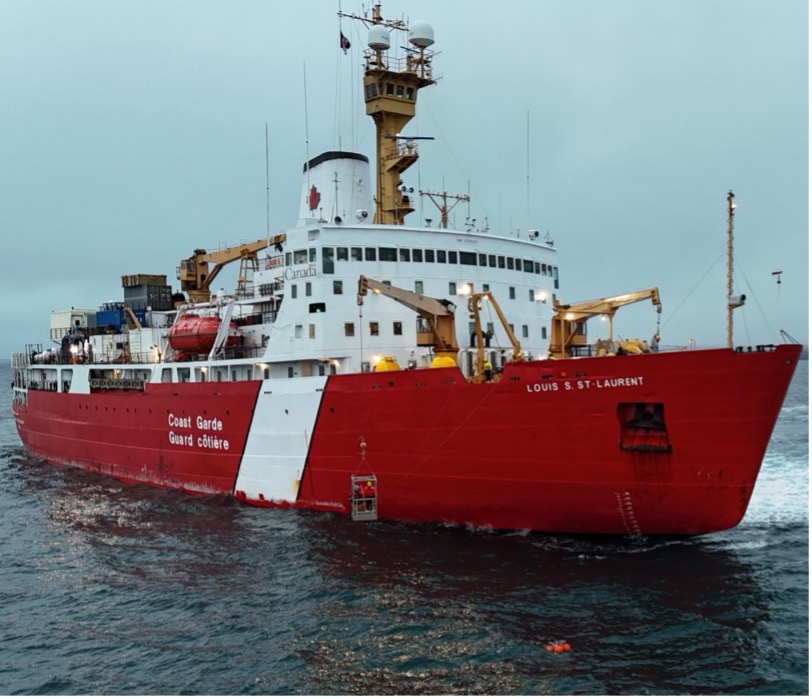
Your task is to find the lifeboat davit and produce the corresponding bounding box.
[167,314,240,353]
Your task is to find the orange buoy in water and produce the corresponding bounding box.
[546,640,572,653]
[562,642,571,652]
[545,644,554,652]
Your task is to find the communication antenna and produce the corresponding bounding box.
[303,62,311,197]
[265,123,270,236]
[419,190,470,229]
[526,109,531,231]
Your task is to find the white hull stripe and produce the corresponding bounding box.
[234,376,328,502]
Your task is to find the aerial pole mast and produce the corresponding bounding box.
[420,190,470,228]
[725,190,746,348]
[338,3,437,225]
[726,190,735,348]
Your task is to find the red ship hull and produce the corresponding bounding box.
[12,345,800,535]
[13,381,261,494]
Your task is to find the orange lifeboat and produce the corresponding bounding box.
[167,314,240,353]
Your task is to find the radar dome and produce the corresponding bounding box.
[368,25,391,51]
[409,21,434,48]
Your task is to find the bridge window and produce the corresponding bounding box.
[425,250,435,263]
[399,248,411,262]
[437,250,447,263]
[369,322,379,336]
[337,247,348,261]
[322,247,334,274]
[488,254,496,267]
[412,248,423,262]
[365,247,377,261]
[344,323,354,337]
[351,247,362,261]
[393,321,402,335]
[294,249,307,264]
[448,251,458,264]
[460,251,476,266]
[478,254,486,266]
[379,247,396,261]
[309,248,316,262]
[523,259,534,273]
[507,257,514,270]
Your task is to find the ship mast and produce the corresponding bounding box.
[726,189,746,348]
[420,190,470,228]
[339,3,437,225]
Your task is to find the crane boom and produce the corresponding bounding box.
[468,291,523,381]
[357,276,459,362]
[550,288,661,358]
[178,234,286,303]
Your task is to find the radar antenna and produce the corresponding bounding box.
[338,3,437,225]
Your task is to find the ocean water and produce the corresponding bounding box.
[0,360,807,695]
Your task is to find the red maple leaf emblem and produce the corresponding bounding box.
[308,185,321,211]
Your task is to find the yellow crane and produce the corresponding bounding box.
[468,292,523,382]
[178,234,286,303]
[357,276,459,365]
[549,288,661,358]
[357,277,524,381]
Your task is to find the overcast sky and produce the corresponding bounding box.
[0,0,807,357]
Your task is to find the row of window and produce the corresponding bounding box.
[290,280,554,303]
[286,317,551,343]
[285,246,559,283]
[364,80,415,102]
[338,320,548,340]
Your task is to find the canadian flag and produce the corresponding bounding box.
[340,32,351,54]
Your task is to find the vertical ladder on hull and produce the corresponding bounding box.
[350,475,378,521]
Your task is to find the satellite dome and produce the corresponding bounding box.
[409,20,434,48]
[368,25,391,51]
